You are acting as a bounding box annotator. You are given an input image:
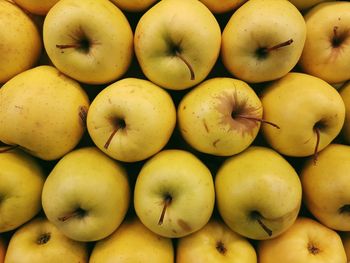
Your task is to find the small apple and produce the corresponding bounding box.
[109,0,158,12]
[87,78,176,162]
[43,0,133,84]
[13,0,59,15]
[4,217,88,263]
[42,147,130,242]
[339,81,350,143]
[298,1,350,84]
[221,0,306,83]
[199,0,247,14]
[134,149,215,238]
[258,217,347,263]
[176,218,257,263]
[215,146,302,240]
[134,0,221,90]
[0,65,90,161]
[90,217,174,263]
[0,147,45,233]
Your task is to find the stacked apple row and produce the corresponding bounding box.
[1,0,350,262]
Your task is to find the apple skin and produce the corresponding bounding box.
[178,77,263,156]
[221,0,306,83]
[109,0,158,12]
[258,217,347,263]
[0,147,45,233]
[298,2,350,84]
[339,81,350,143]
[301,144,350,231]
[87,78,176,163]
[134,0,221,90]
[13,0,59,15]
[288,0,333,10]
[41,147,130,242]
[215,146,302,240]
[4,217,88,263]
[260,72,345,157]
[176,218,257,263]
[43,0,133,84]
[134,149,215,238]
[0,0,42,84]
[199,0,247,14]
[0,65,90,161]
[0,236,6,263]
[89,217,174,263]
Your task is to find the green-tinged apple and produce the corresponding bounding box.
[178,77,279,156]
[42,147,130,242]
[0,0,41,84]
[134,149,215,238]
[134,0,221,90]
[215,146,302,240]
[13,0,59,15]
[89,217,174,263]
[298,2,350,84]
[301,144,350,231]
[0,236,5,263]
[288,0,334,10]
[0,65,90,161]
[4,217,88,263]
[339,81,350,143]
[43,0,133,84]
[341,232,350,261]
[258,217,347,263]
[221,0,306,83]
[199,0,247,14]
[87,78,176,162]
[260,72,345,159]
[0,147,45,233]
[176,218,257,263]
[109,0,158,12]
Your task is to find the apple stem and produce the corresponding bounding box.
[265,39,294,52]
[313,128,320,165]
[256,217,273,237]
[56,44,81,49]
[175,51,195,80]
[0,145,19,153]
[333,26,339,40]
[158,195,172,225]
[58,210,83,222]
[104,128,118,150]
[237,115,280,129]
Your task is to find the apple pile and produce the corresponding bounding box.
[1,0,350,262]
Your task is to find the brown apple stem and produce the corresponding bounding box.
[256,217,273,237]
[175,51,195,80]
[237,115,280,129]
[0,145,19,153]
[313,128,321,165]
[56,44,81,49]
[104,128,118,150]
[58,210,82,222]
[265,39,294,52]
[158,195,172,225]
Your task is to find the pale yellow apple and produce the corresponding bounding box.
[339,81,350,143]
[299,1,350,84]
[134,0,221,90]
[4,217,88,263]
[43,0,133,84]
[0,65,90,161]
[0,0,41,83]
[215,146,302,240]
[301,144,350,231]
[199,0,247,14]
[176,218,257,263]
[90,217,174,263]
[0,236,5,263]
[0,147,45,233]
[134,149,215,238]
[221,0,306,83]
[258,217,347,263]
[87,78,176,162]
[42,147,130,242]
[178,77,264,156]
[13,0,59,15]
[260,72,345,157]
[288,0,334,10]
[341,232,350,261]
[109,0,158,12]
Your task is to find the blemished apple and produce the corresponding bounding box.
[260,72,345,160]
[13,0,59,15]
[43,0,133,84]
[177,77,279,156]
[199,0,247,14]
[258,217,347,263]
[0,0,42,84]
[134,149,215,238]
[41,147,130,242]
[0,65,90,161]
[0,236,6,263]
[298,1,350,84]
[4,217,88,263]
[221,0,306,83]
[341,232,350,261]
[215,146,302,240]
[134,0,221,90]
[87,78,176,163]
[89,217,174,263]
[301,144,350,231]
[109,0,158,12]
[0,147,45,233]
[176,218,257,263]
[339,81,350,143]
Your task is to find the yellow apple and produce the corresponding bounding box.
[90,217,174,263]
[339,81,350,143]
[0,0,41,83]
[4,217,88,263]
[109,0,158,12]
[199,0,247,14]
[176,218,257,263]
[13,0,59,15]
[299,1,350,84]
[258,217,347,263]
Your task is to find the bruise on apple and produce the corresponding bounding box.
[177,219,191,232]
[37,232,51,245]
[307,242,321,255]
[216,240,227,255]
